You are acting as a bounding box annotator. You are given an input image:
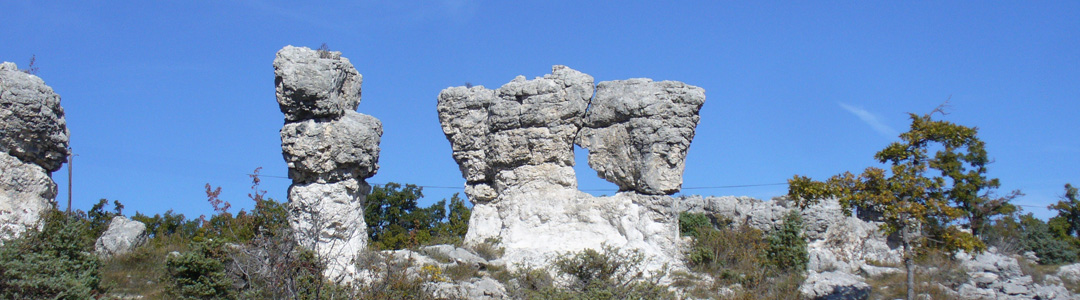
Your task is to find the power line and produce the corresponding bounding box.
[248,173,788,191]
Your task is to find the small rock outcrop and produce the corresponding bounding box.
[275,46,382,281]
[799,271,871,300]
[953,249,1079,300]
[577,79,705,195]
[95,216,148,258]
[437,66,704,272]
[0,62,69,242]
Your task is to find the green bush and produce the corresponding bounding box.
[765,211,808,272]
[684,217,804,299]
[1020,214,1078,264]
[506,245,672,300]
[0,210,104,299]
[163,238,235,299]
[679,212,711,237]
[365,183,471,250]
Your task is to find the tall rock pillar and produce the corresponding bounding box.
[274,46,382,280]
[0,62,69,243]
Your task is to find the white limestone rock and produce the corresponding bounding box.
[427,277,507,300]
[799,271,871,300]
[1057,263,1080,283]
[280,111,382,184]
[679,196,900,273]
[437,65,593,202]
[95,216,148,258]
[274,46,362,122]
[288,179,370,281]
[577,79,705,195]
[467,188,683,273]
[0,152,56,242]
[0,62,69,173]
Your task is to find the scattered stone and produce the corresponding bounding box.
[799,271,870,300]
[95,216,148,258]
[1058,263,1080,283]
[427,277,507,300]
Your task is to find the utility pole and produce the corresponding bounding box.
[66,149,73,214]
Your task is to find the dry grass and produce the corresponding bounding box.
[99,235,190,299]
[865,251,966,300]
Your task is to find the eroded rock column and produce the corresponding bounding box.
[275,46,381,280]
[437,66,705,273]
[0,62,69,243]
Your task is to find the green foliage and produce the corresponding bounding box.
[679,212,711,237]
[87,198,124,237]
[0,210,104,299]
[132,210,202,239]
[506,245,673,300]
[682,216,805,299]
[1020,214,1078,264]
[789,107,1004,300]
[163,238,234,299]
[365,183,471,250]
[1049,183,1080,239]
[765,211,808,272]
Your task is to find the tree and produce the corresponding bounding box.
[788,106,992,300]
[1049,183,1080,239]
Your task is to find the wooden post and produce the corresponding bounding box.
[67,149,72,214]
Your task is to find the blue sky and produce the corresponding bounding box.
[2,1,1077,220]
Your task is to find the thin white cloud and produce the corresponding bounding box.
[839,103,898,138]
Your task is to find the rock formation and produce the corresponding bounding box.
[0,62,69,242]
[95,216,149,258]
[577,79,705,195]
[437,66,704,272]
[275,46,381,280]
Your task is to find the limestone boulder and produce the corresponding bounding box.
[799,271,870,300]
[0,62,69,172]
[0,152,56,242]
[280,111,382,184]
[577,79,705,195]
[274,46,362,122]
[94,216,148,258]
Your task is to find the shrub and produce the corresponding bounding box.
[0,210,104,299]
[765,210,808,272]
[679,212,711,237]
[556,245,671,299]
[163,238,234,299]
[366,184,471,250]
[685,217,804,299]
[1020,214,1078,264]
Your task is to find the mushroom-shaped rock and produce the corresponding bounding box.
[577,78,705,195]
[437,65,593,202]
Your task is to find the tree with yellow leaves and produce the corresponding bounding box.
[789,104,1005,300]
